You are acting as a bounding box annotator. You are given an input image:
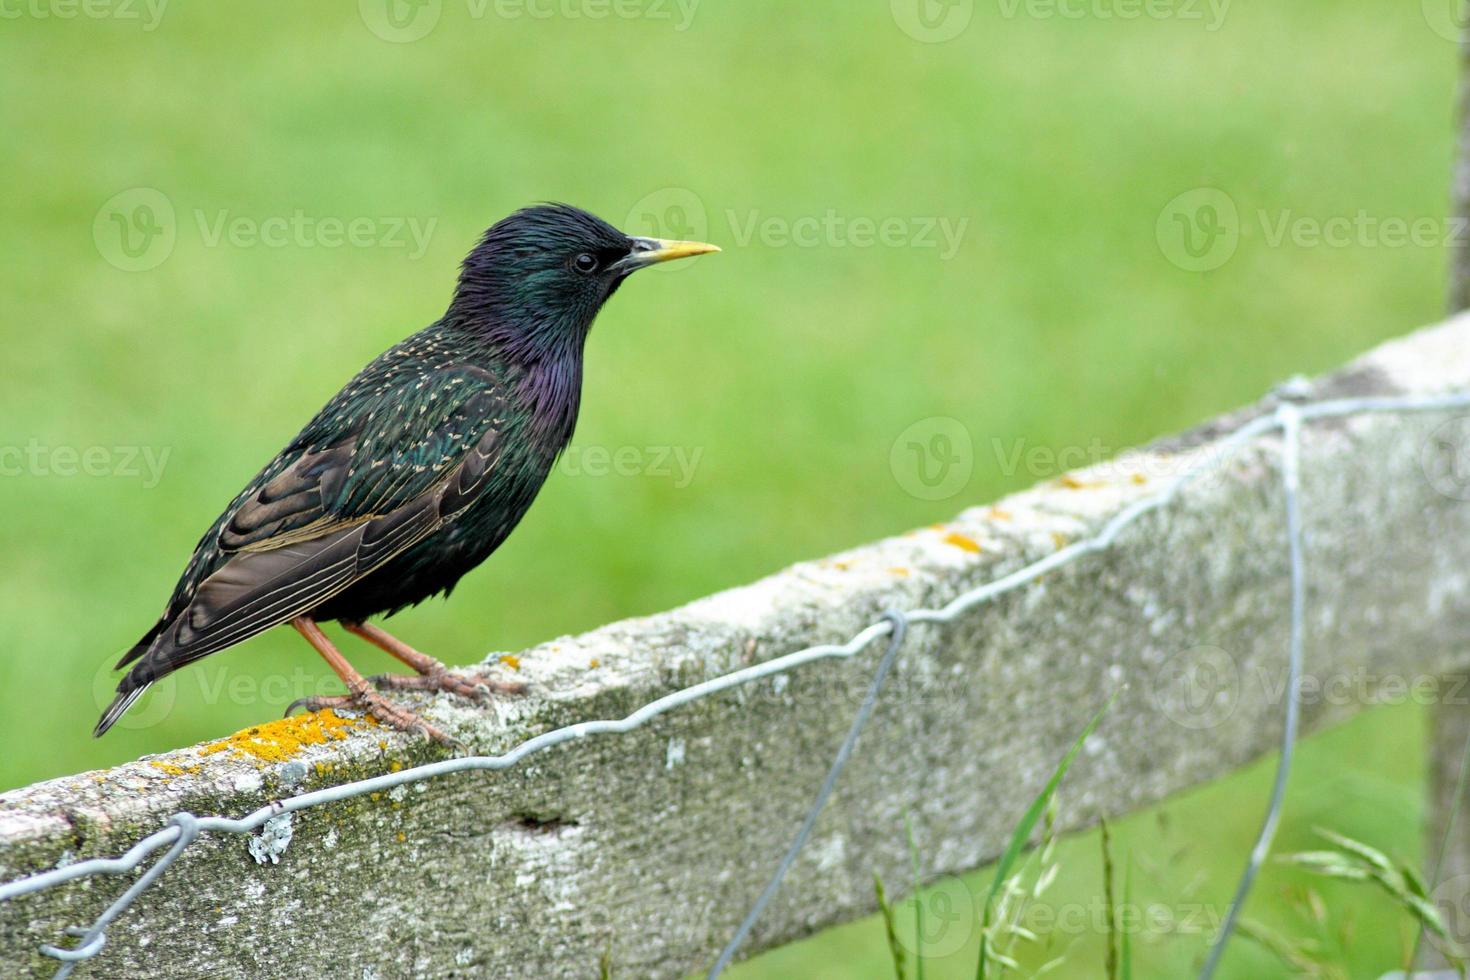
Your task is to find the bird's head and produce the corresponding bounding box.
[447,203,718,361]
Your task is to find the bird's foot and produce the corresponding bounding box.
[285,689,462,750]
[368,664,526,703]
[339,623,526,703]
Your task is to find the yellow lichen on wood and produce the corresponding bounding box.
[198,709,374,765]
[942,531,982,554]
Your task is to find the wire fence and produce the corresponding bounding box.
[3,388,1470,979]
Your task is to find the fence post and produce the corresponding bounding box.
[1451,31,1470,312]
[1421,695,1470,968]
[1422,32,1470,969]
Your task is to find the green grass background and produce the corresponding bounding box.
[0,2,1459,976]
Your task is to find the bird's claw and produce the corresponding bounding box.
[368,667,525,702]
[283,691,460,749]
[284,693,356,718]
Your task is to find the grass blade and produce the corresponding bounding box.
[976,692,1118,980]
[1101,817,1118,980]
[1283,828,1468,974]
[1120,857,1133,980]
[907,814,926,980]
[874,871,908,980]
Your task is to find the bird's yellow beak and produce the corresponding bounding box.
[625,237,721,268]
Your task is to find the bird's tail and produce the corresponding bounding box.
[113,618,165,671]
[93,682,151,738]
[94,622,166,737]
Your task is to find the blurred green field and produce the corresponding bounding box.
[733,703,1431,979]
[0,2,1459,977]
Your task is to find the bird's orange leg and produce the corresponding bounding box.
[287,616,458,746]
[342,620,526,699]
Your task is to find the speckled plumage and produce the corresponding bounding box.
[95,205,715,736]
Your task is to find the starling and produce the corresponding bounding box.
[95,204,718,743]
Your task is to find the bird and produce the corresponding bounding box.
[94,204,719,744]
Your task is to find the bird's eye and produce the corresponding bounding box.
[572,253,598,274]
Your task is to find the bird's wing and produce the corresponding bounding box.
[127,366,517,679]
[217,368,507,554]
